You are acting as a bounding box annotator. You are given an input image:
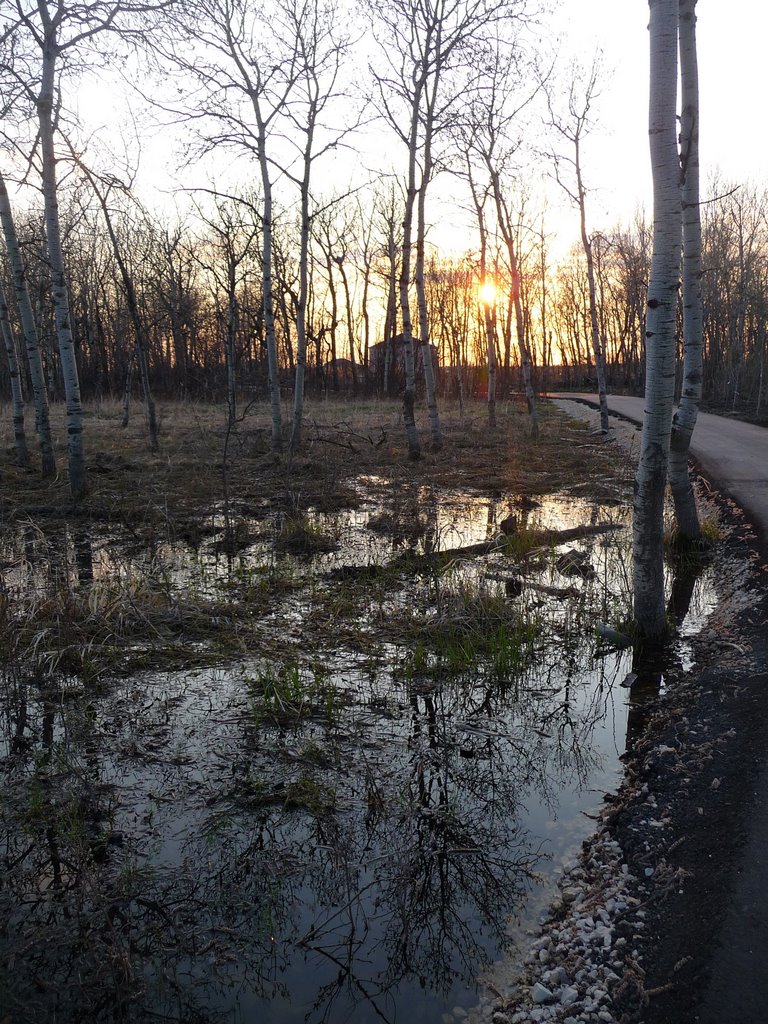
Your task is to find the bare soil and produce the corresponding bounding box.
[602,494,768,1023]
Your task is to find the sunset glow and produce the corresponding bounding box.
[479,281,497,305]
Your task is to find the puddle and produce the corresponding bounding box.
[0,482,719,1023]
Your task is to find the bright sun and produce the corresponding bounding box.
[479,281,497,305]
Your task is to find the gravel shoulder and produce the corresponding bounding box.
[481,401,768,1024]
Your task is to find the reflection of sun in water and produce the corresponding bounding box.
[479,281,497,305]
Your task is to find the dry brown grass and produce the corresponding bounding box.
[0,394,634,679]
[0,394,631,531]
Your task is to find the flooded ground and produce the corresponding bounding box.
[0,472,717,1024]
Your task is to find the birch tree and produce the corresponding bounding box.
[165,0,308,450]
[0,169,55,475]
[3,0,173,496]
[0,277,30,464]
[10,1,88,495]
[547,59,610,433]
[633,0,680,638]
[456,38,539,434]
[165,0,355,451]
[280,0,357,450]
[667,0,702,542]
[368,0,528,454]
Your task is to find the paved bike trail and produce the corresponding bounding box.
[553,392,768,1023]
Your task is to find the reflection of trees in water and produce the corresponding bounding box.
[0,522,96,603]
[624,558,708,752]
[0,673,295,1023]
[246,644,621,1021]
[0,596,628,1023]
[72,524,94,586]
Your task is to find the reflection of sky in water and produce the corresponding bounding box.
[0,483,721,1024]
[1,646,632,1024]
[0,490,632,606]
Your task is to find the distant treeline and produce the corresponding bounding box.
[2,178,766,416]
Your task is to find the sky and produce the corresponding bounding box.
[551,0,768,231]
[67,0,768,257]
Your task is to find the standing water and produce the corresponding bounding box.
[0,483,716,1023]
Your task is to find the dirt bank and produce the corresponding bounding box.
[489,402,768,1024]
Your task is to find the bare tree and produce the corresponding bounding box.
[189,191,260,427]
[2,0,174,496]
[372,184,402,396]
[0,276,30,464]
[165,0,315,450]
[279,0,358,451]
[667,0,702,542]
[547,58,610,433]
[0,169,55,474]
[633,0,681,639]
[456,37,540,434]
[463,155,497,426]
[72,154,160,448]
[367,0,528,454]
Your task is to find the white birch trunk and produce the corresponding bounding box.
[38,33,88,498]
[250,98,283,450]
[414,113,442,449]
[488,169,538,435]
[0,279,30,465]
[399,89,423,459]
[633,0,681,638]
[576,140,610,433]
[668,0,702,541]
[0,170,55,476]
[226,279,237,426]
[290,99,315,452]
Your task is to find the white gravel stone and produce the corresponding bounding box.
[549,965,571,987]
[560,985,580,1007]
[531,983,554,1004]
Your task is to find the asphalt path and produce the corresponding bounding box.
[554,392,768,552]
[554,391,768,1023]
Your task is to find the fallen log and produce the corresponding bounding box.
[423,521,623,561]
